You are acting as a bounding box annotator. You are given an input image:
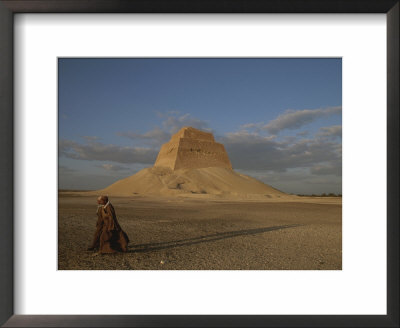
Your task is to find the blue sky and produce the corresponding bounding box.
[59,58,342,194]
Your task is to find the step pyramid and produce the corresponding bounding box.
[88,126,288,199]
[154,126,232,170]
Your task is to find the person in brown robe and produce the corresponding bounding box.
[87,196,129,254]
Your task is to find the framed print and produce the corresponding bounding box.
[57,57,343,271]
[0,1,398,327]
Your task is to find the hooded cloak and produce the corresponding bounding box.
[89,202,129,254]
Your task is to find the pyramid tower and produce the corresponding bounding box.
[88,126,288,198]
[154,127,232,170]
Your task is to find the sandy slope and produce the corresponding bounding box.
[86,166,289,199]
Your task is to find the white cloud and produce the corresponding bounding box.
[118,111,211,146]
[117,127,170,146]
[310,163,342,176]
[239,122,264,132]
[81,136,100,142]
[162,112,211,134]
[317,125,342,138]
[220,130,341,174]
[262,106,341,134]
[97,164,130,171]
[59,139,158,164]
[296,130,309,137]
[59,165,76,174]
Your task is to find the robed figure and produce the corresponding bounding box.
[88,196,129,254]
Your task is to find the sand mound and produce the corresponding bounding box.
[91,166,287,199]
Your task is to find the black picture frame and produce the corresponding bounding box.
[0,1,398,327]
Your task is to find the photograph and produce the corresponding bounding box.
[58,58,342,270]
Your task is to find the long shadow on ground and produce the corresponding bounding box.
[129,224,301,253]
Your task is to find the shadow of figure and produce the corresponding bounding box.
[129,224,301,253]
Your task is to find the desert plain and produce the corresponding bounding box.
[58,193,341,270]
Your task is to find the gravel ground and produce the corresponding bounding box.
[58,195,342,270]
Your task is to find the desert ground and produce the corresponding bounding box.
[58,193,342,270]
